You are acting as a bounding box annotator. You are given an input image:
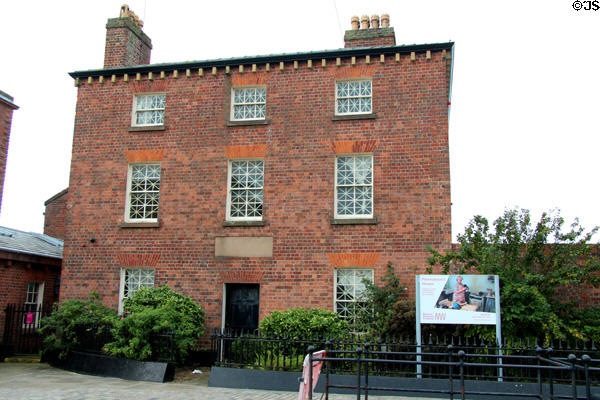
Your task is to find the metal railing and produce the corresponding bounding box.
[3,304,52,354]
[72,323,175,362]
[211,330,599,385]
[306,344,600,400]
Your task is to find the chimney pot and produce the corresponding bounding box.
[119,4,143,28]
[371,15,380,29]
[381,14,390,28]
[351,16,360,30]
[360,15,370,29]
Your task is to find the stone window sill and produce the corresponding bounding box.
[128,125,166,132]
[330,217,378,225]
[332,113,377,121]
[223,220,266,227]
[119,221,161,228]
[227,120,270,127]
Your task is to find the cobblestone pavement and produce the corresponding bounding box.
[0,363,436,400]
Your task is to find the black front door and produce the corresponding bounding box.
[224,284,259,334]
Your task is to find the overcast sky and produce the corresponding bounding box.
[1,0,598,240]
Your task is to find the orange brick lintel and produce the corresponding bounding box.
[231,74,268,86]
[224,145,268,159]
[328,253,380,268]
[332,140,378,154]
[116,253,161,267]
[219,271,264,283]
[125,149,167,162]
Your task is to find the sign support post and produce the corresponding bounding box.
[415,276,422,378]
[415,275,502,381]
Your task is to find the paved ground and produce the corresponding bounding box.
[0,363,437,400]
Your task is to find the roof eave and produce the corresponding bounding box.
[0,246,63,260]
[69,42,454,79]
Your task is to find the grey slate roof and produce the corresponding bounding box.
[0,226,63,260]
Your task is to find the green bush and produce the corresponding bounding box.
[428,208,600,343]
[39,292,118,360]
[105,286,205,362]
[259,308,350,339]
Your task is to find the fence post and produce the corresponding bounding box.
[458,350,466,400]
[364,342,370,400]
[2,305,11,348]
[548,347,555,400]
[448,344,454,400]
[308,345,315,400]
[169,328,174,362]
[325,341,331,400]
[582,355,591,400]
[356,347,363,400]
[536,346,543,400]
[568,354,577,400]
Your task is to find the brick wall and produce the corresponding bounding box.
[0,94,18,213]
[62,48,452,339]
[44,188,68,240]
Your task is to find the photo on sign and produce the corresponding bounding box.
[435,275,496,313]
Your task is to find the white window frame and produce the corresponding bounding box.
[131,93,166,127]
[118,268,155,314]
[124,163,161,223]
[230,86,267,121]
[333,268,374,322]
[23,282,44,328]
[335,79,373,116]
[334,154,374,219]
[226,158,264,221]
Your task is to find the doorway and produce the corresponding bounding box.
[224,283,260,334]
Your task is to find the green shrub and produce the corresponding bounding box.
[105,286,205,362]
[259,308,350,339]
[354,262,407,337]
[428,208,600,343]
[39,292,118,360]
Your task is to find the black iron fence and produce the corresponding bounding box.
[70,324,175,362]
[306,345,600,400]
[2,303,175,362]
[211,330,600,386]
[3,304,52,354]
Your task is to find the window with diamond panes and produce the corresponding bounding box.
[126,164,161,222]
[335,155,373,218]
[335,269,373,322]
[228,160,264,220]
[123,269,155,299]
[336,80,372,115]
[231,87,266,121]
[133,94,165,126]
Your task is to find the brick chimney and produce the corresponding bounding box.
[344,14,395,48]
[103,5,152,69]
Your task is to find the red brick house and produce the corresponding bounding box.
[0,226,63,338]
[61,7,453,335]
[0,91,64,351]
[0,91,18,213]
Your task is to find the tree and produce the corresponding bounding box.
[428,208,600,343]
